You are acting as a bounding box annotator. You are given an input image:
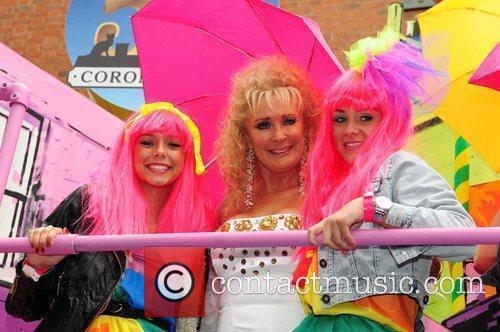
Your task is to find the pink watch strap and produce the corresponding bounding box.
[363,191,375,222]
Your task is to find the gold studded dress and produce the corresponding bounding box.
[210,214,305,332]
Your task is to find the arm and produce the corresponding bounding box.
[384,152,476,263]
[5,259,60,321]
[474,211,500,274]
[4,187,84,321]
[385,152,474,229]
[308,152,476,259]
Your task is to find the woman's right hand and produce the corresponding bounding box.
[26,226,69,270]
[307,197,364,251]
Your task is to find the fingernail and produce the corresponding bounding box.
[48,240,52,246]
[63,227,68,234]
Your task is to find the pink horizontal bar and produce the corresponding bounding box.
[0,228,498,255]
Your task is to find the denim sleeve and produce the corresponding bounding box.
[385,152,476,264]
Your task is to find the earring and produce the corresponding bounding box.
[245,148,255,209]
[299,152,306,197]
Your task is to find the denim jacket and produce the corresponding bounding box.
[316,151,476,329]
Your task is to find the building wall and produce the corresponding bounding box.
[0,1,76,88]
[0,41,123,284]
[281,0,424,67]
[0,40,123,330]
[0,0,424,89]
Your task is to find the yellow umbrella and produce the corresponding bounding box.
[418,0,500,172]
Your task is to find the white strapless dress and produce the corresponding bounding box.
[210,214,305,332]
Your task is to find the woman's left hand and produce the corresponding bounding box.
[307,197,364,252]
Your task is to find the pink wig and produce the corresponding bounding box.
[82,110,216,235]
[303,41,436,227]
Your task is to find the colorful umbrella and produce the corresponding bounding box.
[131,0,343,168]
[418,0,500,172]
[469,43,500,92]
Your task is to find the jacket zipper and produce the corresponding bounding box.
[85,251,124,331]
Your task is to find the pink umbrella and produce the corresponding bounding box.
[131,0,343,174]
[469,43,500,92]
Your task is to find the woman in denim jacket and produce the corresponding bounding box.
[293,28,476,332]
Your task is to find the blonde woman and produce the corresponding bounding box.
[204,56,319,331]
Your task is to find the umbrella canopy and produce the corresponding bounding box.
[131,0,343,166]
[418,0,500,172]
[469,43,500,92]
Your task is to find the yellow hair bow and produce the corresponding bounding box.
[126,102,205,175]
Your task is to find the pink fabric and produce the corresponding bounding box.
[469,43,500,91]
[131,0,343,202]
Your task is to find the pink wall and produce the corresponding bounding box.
[0,42,124,330]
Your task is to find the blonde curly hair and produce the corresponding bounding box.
[217,56,320,218]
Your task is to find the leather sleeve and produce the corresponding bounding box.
[4,260,60,321]
[4,187,84,321]
[42,186,85,233]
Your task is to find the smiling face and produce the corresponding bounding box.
[133,133,185,190]
[331,107,382,164]
[245,101,305,173]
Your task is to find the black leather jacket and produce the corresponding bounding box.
[5,188,127,331]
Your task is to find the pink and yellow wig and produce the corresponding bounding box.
[82,106,216,235]
[303,27,438,227]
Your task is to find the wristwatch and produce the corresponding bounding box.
[374,196,393,225]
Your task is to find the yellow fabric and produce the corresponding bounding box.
[88,315,144,332]
[418,0,500,171]
[126,102,206,175]
[298,249,418,332]
[419,0,499,18]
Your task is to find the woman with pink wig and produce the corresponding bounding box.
[6,103,215,332]
[293,28,475,331]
